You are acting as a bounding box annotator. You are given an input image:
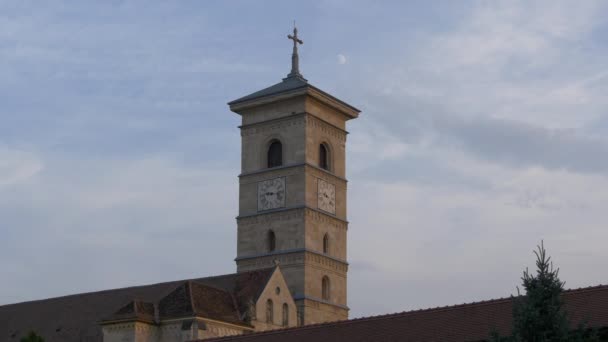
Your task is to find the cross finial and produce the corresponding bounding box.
[286,23,304,78]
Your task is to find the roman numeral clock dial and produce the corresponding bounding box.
[317,179,336,214]
[257,177,286,211]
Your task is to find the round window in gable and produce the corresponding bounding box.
[275,287,281,295]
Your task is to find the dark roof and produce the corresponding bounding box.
[0,268,275,342]
[106,300,156,324]
[158,281,242,325]
[228,75,360,114]
[199,285,608,342]
[229,76,309,105]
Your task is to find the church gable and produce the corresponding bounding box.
[250,266,297,330]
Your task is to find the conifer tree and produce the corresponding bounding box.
[20,331,44,342]
[491,241,599,342]
[511,241,569,341]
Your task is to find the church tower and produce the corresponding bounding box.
[228,27,359,325]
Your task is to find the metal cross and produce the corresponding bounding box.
[287,26,303,49]
[286,25,303,78]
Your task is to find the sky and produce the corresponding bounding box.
[1,0,608,318]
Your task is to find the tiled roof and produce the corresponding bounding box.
[0,268,275,342]
[104,299,156,323]
[228,75,360,113]
[228,76,309,105]
[198,285,608,342]
[158,281,243,325]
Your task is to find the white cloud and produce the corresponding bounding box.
[0,146,43,187]
[348,143,608,315]
[0,153,237,304]
[2,0,608,320]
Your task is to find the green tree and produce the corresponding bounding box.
[511,241,569,341]
[20,331,44,342]
[492,241,600,342]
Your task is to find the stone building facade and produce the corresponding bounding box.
[229,73,359,324]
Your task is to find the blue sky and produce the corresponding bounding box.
[1,1,608,318]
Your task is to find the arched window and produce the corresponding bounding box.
[282,303,289,326]
[267,230,276,252]
[323,234,329,254]
[267,140,283,168]
[266,299,274,323]
[319,143,329,170]
[322,276,330,301]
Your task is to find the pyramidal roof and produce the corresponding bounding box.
[228,75,360,117]
[228,75,309,105]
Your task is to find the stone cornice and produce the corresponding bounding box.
[236,250,349,274]
[229,85,359,119]
[240,113,306,137]
[235,248,348,266]
[305,114,347,142]
[304,164,348,186]
[237,206,348,227]
[100,319,156,326]
[239,162,348,184]
[239,111,348,135]
[292,294,350,310]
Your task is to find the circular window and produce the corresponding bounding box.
[275,287,281,295]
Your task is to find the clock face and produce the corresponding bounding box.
[258,177,286,211]
[317,179,336,214]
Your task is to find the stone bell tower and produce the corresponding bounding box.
[228,27,359,325]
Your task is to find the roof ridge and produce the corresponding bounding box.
[0,270,274,309]
[186,281,196,315]
[563,284,608,294]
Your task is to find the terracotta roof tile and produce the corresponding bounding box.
[198,285,608,342]
[158,281,244,325]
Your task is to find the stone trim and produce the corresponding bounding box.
[200,317,254,331]
[100,318,156,325]
[306,112,349,135]
[237,206,305,224]
[305,114,348,142]
[240,113,306,137]
[237,206,349,226]
[158,316,253,330]
[239,164,304,184]
[304,207,348,231]
[239,162,348,183]
[292,295,350,310]
[305,252,349,274]
[103,322,137,330]
[304,163,348,185]
[237,252,304,271]
[235,248,348,265]
[236,249,348,273]
[229,85,360,119]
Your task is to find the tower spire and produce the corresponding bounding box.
[286,23,303,79]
